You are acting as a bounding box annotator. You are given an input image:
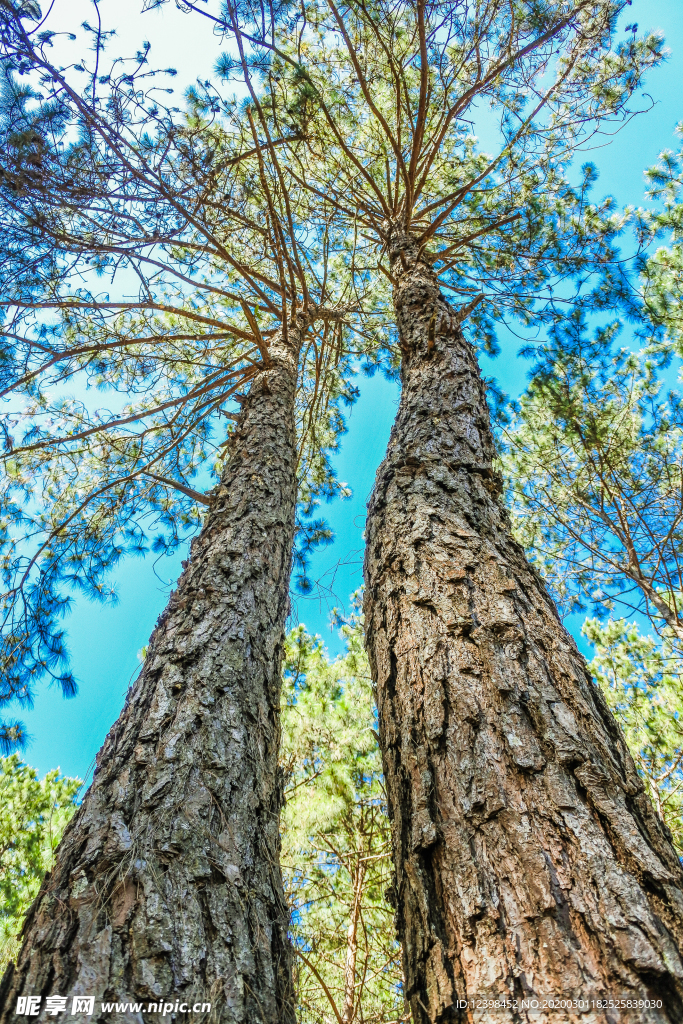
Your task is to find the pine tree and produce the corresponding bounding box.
[639,122,683,352]
[212,0,683,1015]
[0,4,359,1019]
[0,756,81,973]
[364,238,683,1020]
[504,322,683,643]
[584,618,683,853]
[0,3,355,735]
[280,614,406,1024]
[503,131,683,645]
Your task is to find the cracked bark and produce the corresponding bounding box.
[363,236,683,1024]
[0,323,308,1024]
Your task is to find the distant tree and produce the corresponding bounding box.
[0,756,80,973]
[281,614,407,1024]
[584,618,683,853]
[504,319,683,643]
[503,126,683,643]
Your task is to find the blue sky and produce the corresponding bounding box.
[14,0,683,782]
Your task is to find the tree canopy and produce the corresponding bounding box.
[210,0,662,339]
[504,131,683,642]
[0,0,368,746]
[0,0,665,749]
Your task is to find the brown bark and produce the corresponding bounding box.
[363,234,683,1023]
[0,322,309,1024]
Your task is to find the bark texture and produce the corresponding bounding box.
[0,325,307,1024]
[363,235,683,1023]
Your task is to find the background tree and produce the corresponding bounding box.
[638,122,683,351]
[280,612,407,1024]
[0,4,361,1020]
[504,131,683,645]
[504,320,683,642]
[0,756,80,975]
[584,617,683,852]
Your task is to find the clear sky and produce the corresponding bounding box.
[14,0,683,783]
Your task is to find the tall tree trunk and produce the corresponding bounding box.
[0,323,308,1024]
[363,235,683,1023]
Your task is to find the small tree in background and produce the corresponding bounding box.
[281,614,407,1024]
[503,323,683,641]
[584,618,683,852]
[0,756,80,972]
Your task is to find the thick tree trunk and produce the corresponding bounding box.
[0,324,307,1024]
[363,236,683,1023]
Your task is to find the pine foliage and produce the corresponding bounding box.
[639,123,683,352]
[503,321,683,639]
[585,618,683,853]
[212,0,663,350]
[0,2,362,743]
[503,133,683,641]
[281,613,407,1024]
[0,755,81,972]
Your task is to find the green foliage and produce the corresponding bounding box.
[0,755,81,971]
[501,131,683,638]
[503,315,683,638]
[637,122,683,353]
[0,9,363,739]
[585,618,683,851]
[224,0,663,347]
[281,611,407,1023]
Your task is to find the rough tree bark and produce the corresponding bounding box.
[0,322,309,1024]
[363,234,683,1024]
